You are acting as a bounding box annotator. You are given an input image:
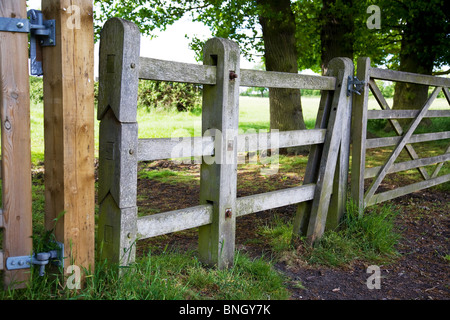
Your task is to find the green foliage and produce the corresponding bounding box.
[259,201,401,267]
[138,80,201,112]
[29,76,44,104]
[312,202,400,266]
[258,217,294,253]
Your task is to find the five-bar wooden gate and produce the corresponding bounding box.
[352,57,450,211]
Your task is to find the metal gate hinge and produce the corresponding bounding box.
[5,242,64,276]
[0,9,56,76]
[347,76,365,96]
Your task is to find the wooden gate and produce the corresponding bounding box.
[96,18,354,269]
[352,57,450,211]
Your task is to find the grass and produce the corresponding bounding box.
[0,250,290,300]
[259,201,401,268]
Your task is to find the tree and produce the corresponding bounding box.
[389,0,449,117]
[257,0,307,154]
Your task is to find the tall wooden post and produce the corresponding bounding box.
[351,57,371,214]
[41,0,95,272]
[198,38,240,269]
[305,57,354,244]
[0,0,33,289]
[97,18,140,266]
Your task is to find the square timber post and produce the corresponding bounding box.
[96,18,140,266]
[41,0,95,275]
[198,38,240,269]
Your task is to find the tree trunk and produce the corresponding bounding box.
[391,16,439,129]
[258,0,307,155]
[320,0,354,74]
[392,49,433,129]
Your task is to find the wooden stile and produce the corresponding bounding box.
[0,0,33,289]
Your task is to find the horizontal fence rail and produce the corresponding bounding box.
[138,57,337,90]
[366,131,450,149]
[371,67,450,87]
[367,110,450,119]
[137,204,213,239]
[366,174,450,207]
[236,184,316,217]
[364,153,450,179]
[137,129,327,162]
[139,57,216,85]
[240,69,336,90]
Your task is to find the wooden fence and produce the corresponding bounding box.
[96,18,354,268]
[351,57,450,211]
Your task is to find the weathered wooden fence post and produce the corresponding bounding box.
[97,18,140,266]
[0,0,33,289]
[292,90,333,236]
[198,38,240,269]
[304,57,354,244]
[293,57,354,238]
[351,57,371,214]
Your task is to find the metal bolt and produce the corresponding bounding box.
[16,22,24,29]
[130,63,136,69]
[229,71,238,81]
[225,208,232,219]
[129,149,134,155]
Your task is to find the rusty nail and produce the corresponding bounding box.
[225,208,232,219]
[229,71,238,81]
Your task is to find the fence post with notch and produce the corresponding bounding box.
[97,18,140,266]
[198,38,240,269]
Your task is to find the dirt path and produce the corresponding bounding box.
[282,191,449,300]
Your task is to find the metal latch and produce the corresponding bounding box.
[28,9,56,76]
[347,76,365,96]
[6,242,64,276]
[0,9,56,76]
